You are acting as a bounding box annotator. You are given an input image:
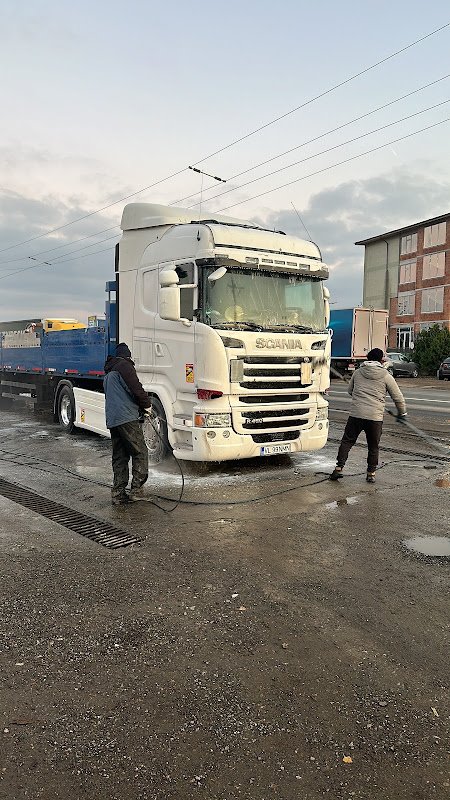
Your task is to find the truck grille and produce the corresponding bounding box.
[232,399,312,437]
[231,357,314,441]
[251,432,298,443]
[241,408,309,431]
[239,393,309,404]
[236,356,312,392]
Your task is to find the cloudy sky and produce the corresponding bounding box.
[1,0,449,321]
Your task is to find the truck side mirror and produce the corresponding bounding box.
[160,269,179,287]
[159,268,191,326]
[323,286,330,327]
[159,268,180,321]
[208,266,227,283]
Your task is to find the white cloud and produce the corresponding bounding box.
[0,190,118,322]
[1,167,449,320]
[259,168,450,307]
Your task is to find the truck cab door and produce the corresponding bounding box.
[132,267,157,384]
[155,261,197,403]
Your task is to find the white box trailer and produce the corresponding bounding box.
[330,307,388,374]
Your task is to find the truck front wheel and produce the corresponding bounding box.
[58,386,76,433]
[142,398,170,463]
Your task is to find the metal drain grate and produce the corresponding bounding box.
[0,478,139,549]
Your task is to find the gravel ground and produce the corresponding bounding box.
[0,406,449,800]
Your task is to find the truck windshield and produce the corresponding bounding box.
[201,267,326,332]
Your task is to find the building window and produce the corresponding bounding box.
[423,222,446,248]
[422,251,445,280]
[397,292,415,315]
[396,326,413,349]
[399,259,416,284]
[419,321,444,332]
[421,286,444,313]
[400,233,417,255]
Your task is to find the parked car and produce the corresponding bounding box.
[385,352,419,378]
[437,357,450,380]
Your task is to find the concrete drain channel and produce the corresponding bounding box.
[0,478,139,549]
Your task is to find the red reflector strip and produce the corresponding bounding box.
[197,389,223,400]
[88,370,104,375]
[32,367,42,372]
[64,369,79,374]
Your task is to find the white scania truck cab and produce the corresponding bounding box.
[76,202,331,461]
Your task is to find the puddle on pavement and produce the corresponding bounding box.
[403,536,450,559]
[325,496,360,510]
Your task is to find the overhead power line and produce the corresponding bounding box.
[191,22,450,167]
[4,72,447,270]
[3,117,448,284]
[0,244,118,283]
[173,73,450,206]
[3,74,447,272]
[0,168,187,255]
[215,117,450,213]
[0,21,448,256]
[186,99,450,208]
[0,227,120,269]
[34,232,119,263]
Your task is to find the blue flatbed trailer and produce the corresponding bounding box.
[0,282,116,427]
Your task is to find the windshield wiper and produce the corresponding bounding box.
[262,324,315,333]
[211,321,264,331]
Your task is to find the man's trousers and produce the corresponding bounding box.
[336,416,383,473]
[110,420,148,498]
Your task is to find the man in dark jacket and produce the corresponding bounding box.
[104,343,152,504]
[330,348,407,484]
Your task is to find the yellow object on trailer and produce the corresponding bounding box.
[43,318,85,331]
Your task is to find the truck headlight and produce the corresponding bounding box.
[194,413,232,428]
[316,407,328,420]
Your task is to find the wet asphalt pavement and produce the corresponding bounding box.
[0,390,449,800]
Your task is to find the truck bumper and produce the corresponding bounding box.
[174,420,329,461]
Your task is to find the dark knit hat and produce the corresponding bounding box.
[115,342,131,358]
[367,348,384,363]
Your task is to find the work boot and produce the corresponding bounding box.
[111,492,130,506]
[329,467,344,481]
[366,472,376,484]
[128,487,146,502]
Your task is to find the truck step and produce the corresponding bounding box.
[172,414,193,429]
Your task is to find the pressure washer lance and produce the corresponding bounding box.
[313,357,450,457]
[384,407,450,455]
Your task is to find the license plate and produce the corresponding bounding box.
[260,443,292,456]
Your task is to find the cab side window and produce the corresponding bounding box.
[143,268,158,312]
[175,262,196,321]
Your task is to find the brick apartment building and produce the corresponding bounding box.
[356,212,450,350]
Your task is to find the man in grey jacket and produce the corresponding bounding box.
[330,348,407,483]
[104,343,152,504]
